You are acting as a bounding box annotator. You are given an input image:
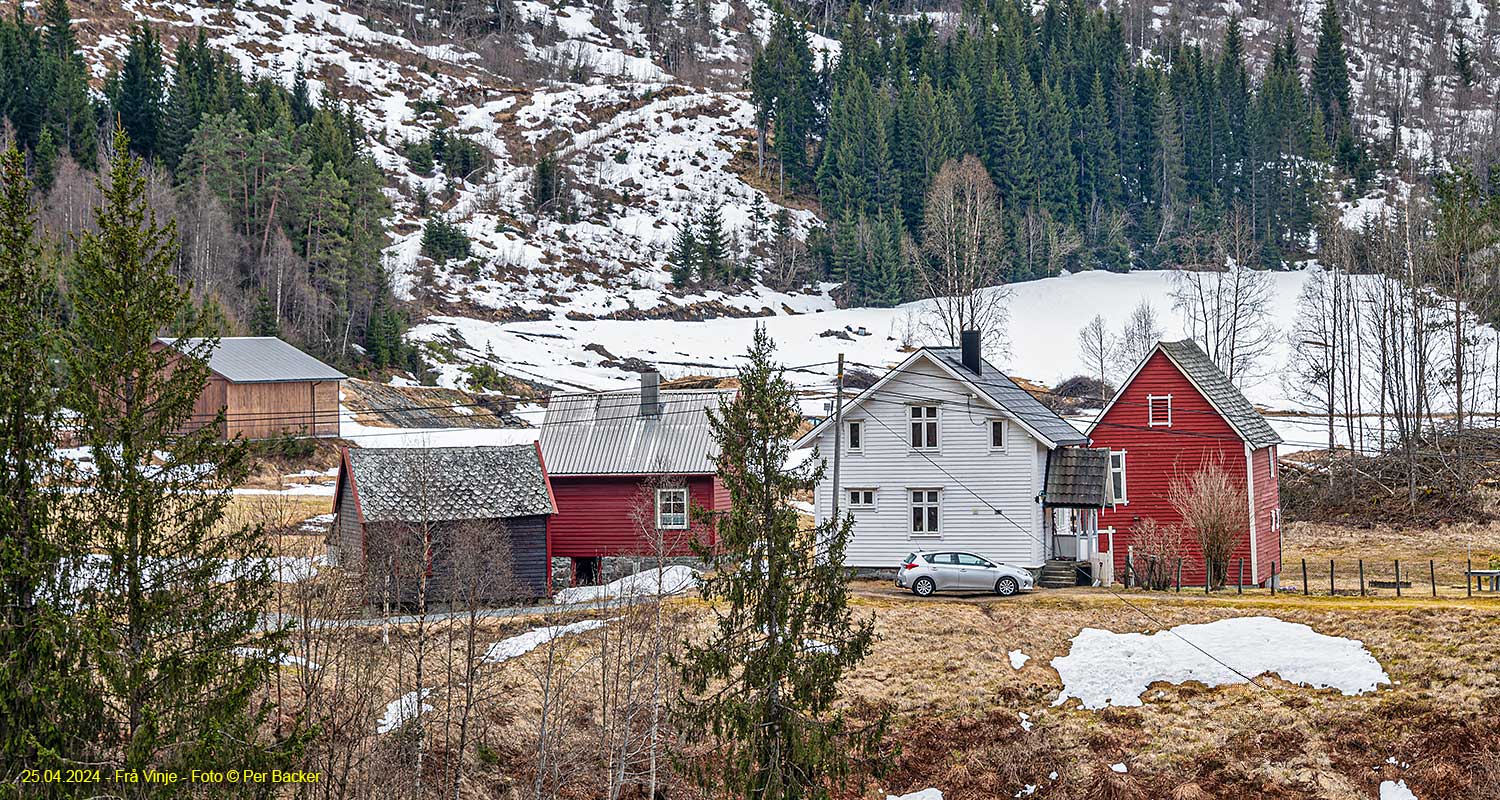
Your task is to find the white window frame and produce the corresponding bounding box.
[988,418,1008,452]
[1148,394,1173,427]
[846,419,864,453]
[909,405,940,450]
[908,488,942,537]
[655,487,689,530]
[1108,450,1128,505]
[1269,446,1277,479]
[847,488,876,509]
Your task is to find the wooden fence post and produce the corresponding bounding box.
[1175,558,1183,592]
[1359,559,1365,596]
[1468,558,1473,598]
[1270,561,1276,596]
[1430,559,1436,597]
[1302,559,1309,596]
[1238,558,1243,594]
[1205,559,1211,595]
[1125,551,1133,588]
[1329,559,1335,596]
[1395,560,1402,598]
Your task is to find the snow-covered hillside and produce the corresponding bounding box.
[408,267,1364,407]
[65,0,1498,411]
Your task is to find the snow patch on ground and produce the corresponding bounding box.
[1008,649,1030,670]
[234,647,321,670]
[482,619,607,664]
[552,565,699,604]
[377,688,434,734]
[1051,616,1389,709]
[886,790,942,800]
[1380,780,1418,800]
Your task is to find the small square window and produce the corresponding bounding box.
[1148,395,1172,427]
[847,488,875,508]
[655,488,688,529]
[847,420,863,452]
[990,419,1006,450]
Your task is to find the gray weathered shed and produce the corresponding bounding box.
[331,444,557,603]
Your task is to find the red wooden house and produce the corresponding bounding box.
[1089,340,1283,587]
[538,372,732,584]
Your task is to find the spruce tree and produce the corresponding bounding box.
[108,25,166,160]
[697,200,729,284]
[64,129,285,782]
[0,145,94,779]
[1311,0,1352,144]
[670,219,699,287]
[677,328,884,800]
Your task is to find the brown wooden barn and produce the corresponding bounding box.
[154,337,345,440]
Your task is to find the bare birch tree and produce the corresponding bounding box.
[1117,299,1164,369]
[1077,314,1116,399]
[919,155,1010,359]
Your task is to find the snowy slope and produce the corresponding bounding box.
[63,0,1496,413]
[407,267,1364,406]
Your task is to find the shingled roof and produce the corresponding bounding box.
[1044,446,1110,508]
[1156,340,1281,449]
[539,389,733,475]
[341,445,554,523]
[158,337,346,383]
[925,348,1091,447]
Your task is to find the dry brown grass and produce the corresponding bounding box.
[843,584,1500,800]
[1282,517,1500,596]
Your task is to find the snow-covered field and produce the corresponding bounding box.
[1050,616,1390,710]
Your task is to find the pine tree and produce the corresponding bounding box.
[108,25,167,160]
[1079,71,1120,209]
[670,219,699,287]
[1454,34,1474,88]
[64,128,285,778]
[0,145,93,777]
[1311,0,1352,144]
[697,200,729,284]
[677,328,885,800]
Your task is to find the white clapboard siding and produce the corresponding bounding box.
[810,358,1048,568]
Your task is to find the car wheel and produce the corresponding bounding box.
[912,576,936,597]
[995,576,1019,596]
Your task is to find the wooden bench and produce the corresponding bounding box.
[1467,569,1500,593]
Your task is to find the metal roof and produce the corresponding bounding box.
[924,348,1092,447]
[344,445,554,523]
[539,389,733,475]
[158,337,346,383]
[1044,446,1110,508]
[1157,340,1282,448]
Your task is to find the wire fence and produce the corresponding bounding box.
[1119,553,1500,599]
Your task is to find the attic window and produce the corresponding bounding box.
[847,420,863,452]
[1148,394,1172,427]
[989,419,1006,451]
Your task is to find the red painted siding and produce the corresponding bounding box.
[1251,445,1282,580]
[549,474,719,557]
[1093,350,1274,586]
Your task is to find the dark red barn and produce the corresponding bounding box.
[539,373,732,584]
[1089,340,1283,587]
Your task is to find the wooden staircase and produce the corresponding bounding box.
[1038,560,1085,589]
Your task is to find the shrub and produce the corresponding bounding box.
[1167,461,1248,589]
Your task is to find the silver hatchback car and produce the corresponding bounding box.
[896,550,1035,597]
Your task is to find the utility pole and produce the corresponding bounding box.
[831,353,845,520]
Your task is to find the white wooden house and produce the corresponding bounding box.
[795,332,1100,570]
